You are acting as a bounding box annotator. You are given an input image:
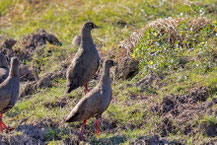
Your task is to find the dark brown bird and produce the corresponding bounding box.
[0,57,20,133]
[0,52,9,84]
[65,59,117,140]
[66,22,100,94]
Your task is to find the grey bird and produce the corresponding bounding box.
[65,59,117,140]
[0,52,9,84]
[66,22,100,94]
[0,57,20,133]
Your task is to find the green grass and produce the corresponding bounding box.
[1,0,217,144]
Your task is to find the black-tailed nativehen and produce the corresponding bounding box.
[0,52,9,84]
[0,57,20,133]
[66,22,100,94]
[65,59,117,140]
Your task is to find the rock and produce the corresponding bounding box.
[116,57,139,80]
[71,35,81,48]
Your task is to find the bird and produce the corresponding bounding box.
[66,22,100,94]
[65,59,117,140]
[0,57,20,133]
[0,52,9,84]
[71,35,81,49]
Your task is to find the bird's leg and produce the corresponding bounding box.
[79,119,87,140]
[96,119,99,136]
[0,113,14,133]
[84,82,90,93]
[0,120,2,133]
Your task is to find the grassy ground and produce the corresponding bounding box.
[0,0,217,144]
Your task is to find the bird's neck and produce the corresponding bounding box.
[100,67,111,85]
[81,29,94,49]
[9,65,19,78]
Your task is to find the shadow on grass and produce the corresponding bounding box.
[15,123,75,143]
[88,135,127,144]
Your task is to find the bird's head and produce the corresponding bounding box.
[104,59,117,69]
[82,22,99,30]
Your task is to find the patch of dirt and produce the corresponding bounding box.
[201,121,217,137]
[0,134,43,145]
[100,118,118,131]
[16,28,62,61]
[135,73,167,89]
[0,29,62,82]
[159,117,177,137]
[20,81,37,98]
[160,98,176,114]
[13,119,64,144]
[20,66,67,97]
[135,73,156,87]
[181,86,209,104]
[0,39,35,82]
[19,64,35,82]
[151,86,215,137]
[131,135,177,145]
[44,95,72,109]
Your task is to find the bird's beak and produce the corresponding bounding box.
[94,24,100,29]
[113,62,118,66]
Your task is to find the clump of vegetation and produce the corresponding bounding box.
[132,18,216,74]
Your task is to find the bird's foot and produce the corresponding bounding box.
[0,113,14,133]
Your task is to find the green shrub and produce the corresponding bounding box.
[132,20,217,74]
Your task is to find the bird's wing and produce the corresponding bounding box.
[66,88,102,121]
[66,49,86,84]
[0,68,8,83]
[0,84,12,112]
